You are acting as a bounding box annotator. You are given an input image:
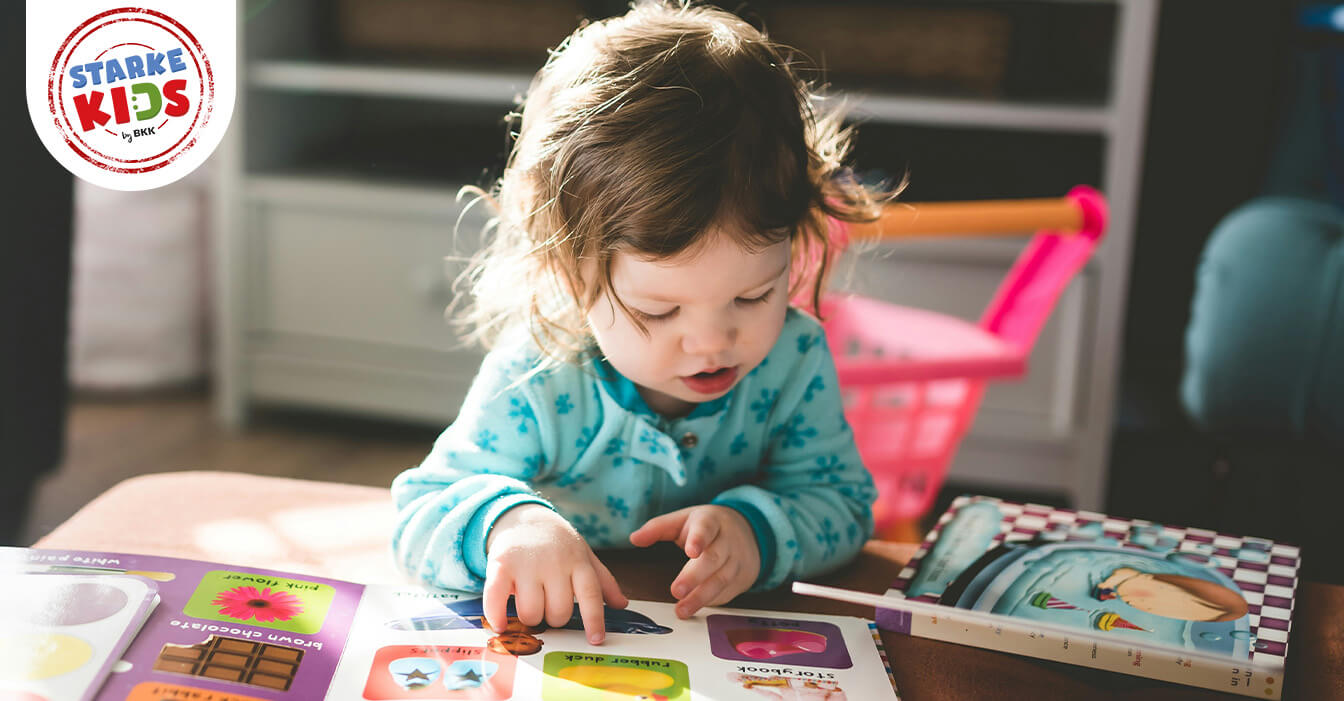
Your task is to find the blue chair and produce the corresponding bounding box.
[1182,197,1344,442]
[1179,196,1344,585]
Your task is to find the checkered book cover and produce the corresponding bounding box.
[887,495,1301,668]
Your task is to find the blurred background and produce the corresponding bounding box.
[6,0,1342,584]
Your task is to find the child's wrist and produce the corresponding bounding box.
[487,503,558,552]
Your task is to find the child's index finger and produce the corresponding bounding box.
[481,575,512,636]
[573,569,607,645]
[628,509,690,547]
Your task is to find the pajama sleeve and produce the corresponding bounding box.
[391,344,558,592]
[713,323,877,590]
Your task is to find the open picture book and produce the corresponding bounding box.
[0,546,899,700]
[795,495,1300,699]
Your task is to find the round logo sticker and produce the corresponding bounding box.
[46,7,214,176]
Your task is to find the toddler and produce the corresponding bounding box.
[392,1,890,645]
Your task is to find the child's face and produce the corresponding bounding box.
[588,232,791,417]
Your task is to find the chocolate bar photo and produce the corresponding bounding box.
[154,635,303,691]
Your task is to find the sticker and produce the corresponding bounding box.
[484,618,545,657]
[184,571,334,635]
[363,646,515,700]
[0,633,93,681]
[154,636,303,691]
[707,615,852,668]
[542,652,689,701]
[24,581,129,626]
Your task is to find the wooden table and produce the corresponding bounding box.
[35,472,1343,700]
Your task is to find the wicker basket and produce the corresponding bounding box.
[763,4,1014,96]
[336,0,586,64]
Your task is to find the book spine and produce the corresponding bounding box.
[886,606,1279,699]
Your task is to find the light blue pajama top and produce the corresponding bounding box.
[391,308,877,593]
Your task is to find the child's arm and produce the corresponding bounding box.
[390,345,626,642]
[391,346,557,591]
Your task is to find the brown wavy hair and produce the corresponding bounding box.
[458,0,896,364]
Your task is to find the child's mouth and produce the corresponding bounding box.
[681,366,738,395]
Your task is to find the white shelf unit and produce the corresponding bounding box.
[215,0,1159,511]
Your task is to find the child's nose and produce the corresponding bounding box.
[681,321,736,357]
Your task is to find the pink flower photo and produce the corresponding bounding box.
[211,585,304,623]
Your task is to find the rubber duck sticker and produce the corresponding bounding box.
[542,652,690,701]
[558,666,674,699]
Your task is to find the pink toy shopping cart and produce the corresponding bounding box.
[809,186,1108,539]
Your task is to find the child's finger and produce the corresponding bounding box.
[589,553,629,609]
[675,566,733,619]
[683,511,722,559]
[543,577,576,628]
[628,508,692,547]
[572,567,608,644]
[513,579,547,628]
[482,570,513,635]
[669,540,725,599]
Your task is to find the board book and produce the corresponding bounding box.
[794,495,1301,699]
[0,547,899,700]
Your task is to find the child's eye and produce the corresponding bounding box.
[735,288,775,306]
[632,306,679,323]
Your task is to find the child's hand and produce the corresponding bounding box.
[485,504,628,644]
[629,505,760,618]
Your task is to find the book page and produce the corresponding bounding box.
[331,585,898,700]
[2,548,367,700]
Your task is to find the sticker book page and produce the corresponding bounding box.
[332,586,898,700]
[0,572,158,701]
[1,548,366,701]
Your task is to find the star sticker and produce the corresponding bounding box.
[456,669,483,685]
[399,668,433,682]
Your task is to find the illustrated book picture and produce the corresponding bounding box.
[0,547,899,700]
[796,495,1300,699]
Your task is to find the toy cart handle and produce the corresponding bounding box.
[847,189,1101,240]
[978,186,1107,354]
[821,186,1108,385]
